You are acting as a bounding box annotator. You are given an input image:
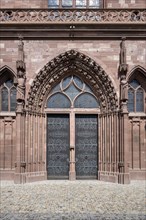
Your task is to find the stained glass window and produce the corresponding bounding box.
[62,76,72,89]
[74,93,99,108]
[130,79,140,89]
[1,87,8,111]
[89,0,100,8]
[76,0,86,7]
[48,0,59,8]
[73,76,83,89]
[47,93,71,108]
[62,0,72,7]
[128,88,134,112]
[0,79,17,112]
[136,88,144,112]
[65,84,80,101]
[128,79,144,113]
[47,75,100,108]
[5,79,13,88]
[48,0,103,8]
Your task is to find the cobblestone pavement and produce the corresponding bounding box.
[0,180,145,220]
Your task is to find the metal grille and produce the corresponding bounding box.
[75,115,98,179]
[47,114,70,179]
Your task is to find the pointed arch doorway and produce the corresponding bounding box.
[26,50,119,183]
[46,75,100,180]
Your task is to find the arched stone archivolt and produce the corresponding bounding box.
[27,50,118,112]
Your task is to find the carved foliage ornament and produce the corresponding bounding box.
[27,50,118,112]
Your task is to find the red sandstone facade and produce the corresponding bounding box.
[0,0,146,184]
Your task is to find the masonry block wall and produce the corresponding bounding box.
[0,39,146,181]
[0,0,146,182]
[0,0,47,8]
[0,0,146,8]
[106,0,146,8]
[0,116,16,180]
[1,40,146,94]
[129,119,146,180]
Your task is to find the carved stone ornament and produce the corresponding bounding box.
[27,50,118,112]
[16,36,26,106]
[119,37,128,80]
[0,9,146,23]
[118,38,129,111]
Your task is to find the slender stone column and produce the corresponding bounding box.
[118,37,130,184]
[14,36,26,184]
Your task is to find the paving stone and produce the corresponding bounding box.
[0,180,145,220]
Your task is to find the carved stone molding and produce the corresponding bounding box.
[0,9,146,24]
[27,50,118,112]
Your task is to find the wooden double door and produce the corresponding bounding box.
[47,114,98,179]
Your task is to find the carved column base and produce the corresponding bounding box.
[98,171,119,183]
[14,173,26,184]
[14,171,47,184]
[69,171,76,181]
[118,173,130,184]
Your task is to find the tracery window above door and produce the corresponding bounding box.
[48,0,104,8]
[127,79,144,112]
[47,75,100,108]
[0,78,17,112]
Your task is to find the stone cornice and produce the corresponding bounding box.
[0,9,146,39]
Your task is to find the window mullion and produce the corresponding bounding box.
[8,88,10,111]
[134,90,137,112]
[59,0,62,8]
[86,0,89,8]
[73,0,76,8]
[0,87,1,111]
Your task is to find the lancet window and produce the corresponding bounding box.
[0,75,17,112]
[128,79,144,112]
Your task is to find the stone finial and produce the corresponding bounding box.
[119,37,128,80]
